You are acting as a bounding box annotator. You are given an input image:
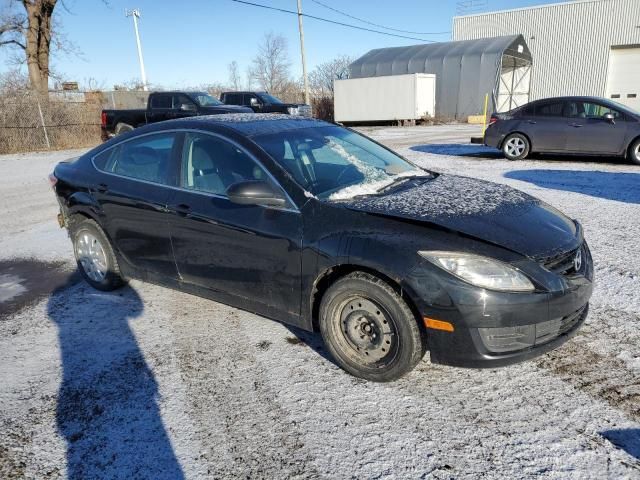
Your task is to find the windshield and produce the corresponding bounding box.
[254,126,428,200]
[258,93,284,105]
[191,92,223,107]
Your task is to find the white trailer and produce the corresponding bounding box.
[334,73,436,123]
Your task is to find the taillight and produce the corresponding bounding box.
[48,173,58,188]
[489,115,499,126]
[101,111,107,128]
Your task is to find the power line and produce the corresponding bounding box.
[310,0,450,36]
[228,0,437,43]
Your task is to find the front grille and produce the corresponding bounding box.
[298,105,313,117]
[541,243,588,277]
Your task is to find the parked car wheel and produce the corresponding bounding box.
[71,218,126,291]
[629,138,640,166]
[319,272,426,382]
[502,133,530,160]
[115,122,134,136]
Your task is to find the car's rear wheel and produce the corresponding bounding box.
[502,133,530,160]
[115,122,134,136]
[629,138,640,166]
[71,218,126,291]
[319,272,426,382]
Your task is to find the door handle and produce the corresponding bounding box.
[570,123,583,128]
[96,183,108,193]
[527,120,537,124]
[170,203,191,216]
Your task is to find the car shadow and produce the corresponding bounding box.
[47,276,184,479]
[283,324,336,365]
[504,170,640,204]
[410,143,502,158]
[601,428,640,460]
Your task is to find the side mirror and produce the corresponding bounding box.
[180,103,197,112]
[226,180,287,208]
[249,97,260,107]
[603,112,616,124]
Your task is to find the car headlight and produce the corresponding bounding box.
[418,251,535,292]
[287,106,299,115]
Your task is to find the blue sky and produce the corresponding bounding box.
[1,0,565,89]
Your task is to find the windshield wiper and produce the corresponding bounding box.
[376,174,431,193]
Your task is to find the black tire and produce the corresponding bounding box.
[629,138,640,166]
[115,122,134,136]
[502,133,530,160]
[70,218,126,291]
[319,272,426,382]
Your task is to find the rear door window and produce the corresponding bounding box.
[225,93,242,105]
[95,132,178,185]
[150,94,172,109]
[535,102,565,117]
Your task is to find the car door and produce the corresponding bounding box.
[171,94,199,119]
[167,130,303,317]
[90,131,181,279]
[146,93,173,124]
[564,101,628,154]
[243,93,262,112]
[525,100,569,152]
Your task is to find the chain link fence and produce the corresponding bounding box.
[0,90,151,155]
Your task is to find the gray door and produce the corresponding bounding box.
[525,101,569,152]
[564,101,628,154]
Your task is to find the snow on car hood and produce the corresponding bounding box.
[337,174,580,259]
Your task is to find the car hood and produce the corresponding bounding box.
[201,105,253,113]
[338,174,579,260]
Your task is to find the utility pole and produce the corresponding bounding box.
[297,0,310,105]
[125,8,148,91]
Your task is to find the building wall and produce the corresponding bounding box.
[453,0,640,101]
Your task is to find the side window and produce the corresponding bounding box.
[582,102,623,120]
[97,133,177,185]
[173,94,194,109]
[225,93,242,105]
[150,94,172,109]
[244,94,258,106]
[520,104,536,117]
[180,132,271,196]
[536,102,565,117]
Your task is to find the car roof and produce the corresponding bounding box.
[159,113,331,137]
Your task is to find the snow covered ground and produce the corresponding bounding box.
[0,125,639,479]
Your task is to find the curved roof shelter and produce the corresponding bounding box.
[349,35,533,119]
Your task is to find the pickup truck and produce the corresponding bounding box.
[219,91,312,117]
[100,91,252,139]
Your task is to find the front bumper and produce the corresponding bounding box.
[405,252,594,368]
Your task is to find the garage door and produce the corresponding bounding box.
[606,47,640,111]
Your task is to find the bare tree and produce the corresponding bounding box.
[228,61,241,90]
[309,55,353,97]
[250,32,291,93]
[0,0,86,93]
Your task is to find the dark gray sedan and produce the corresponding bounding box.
[484,96,640,164]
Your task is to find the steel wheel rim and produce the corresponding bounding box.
[335,296,398,368]
[505,137,526,157]
[75,232,108,282]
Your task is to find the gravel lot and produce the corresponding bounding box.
[1,124,639,479]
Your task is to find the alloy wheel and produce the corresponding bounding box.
[505,137,526,157]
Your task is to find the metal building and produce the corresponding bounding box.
[349,35,532,119]
[453,0,640,111]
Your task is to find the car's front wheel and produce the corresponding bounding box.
[71,218,126,291]
[502,133,530,160]
[629,138,640,166]
[319,272,427,382]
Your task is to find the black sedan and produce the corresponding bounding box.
[51,114,593,381]
[485,96,640,164]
